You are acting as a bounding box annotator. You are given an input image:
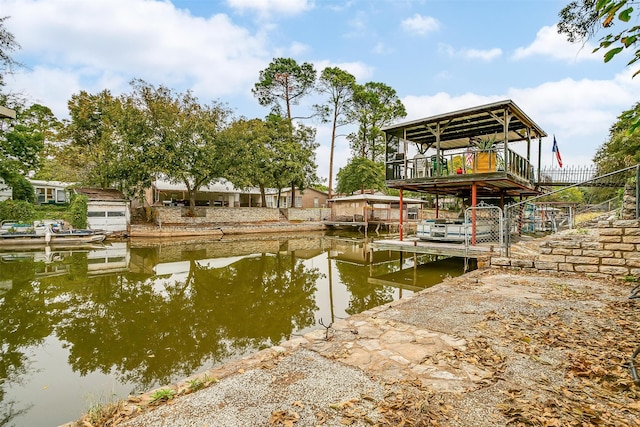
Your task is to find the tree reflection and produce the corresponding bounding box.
[39,250,320,392]
[334,260,395,316]
[0,258,52,425]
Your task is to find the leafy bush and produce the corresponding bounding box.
[68,194,88,229]
[9,175,36,202]
[0,199,35,222]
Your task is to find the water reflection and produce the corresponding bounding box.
[0,233,466,426]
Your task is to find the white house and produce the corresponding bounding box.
[29,179,73,204]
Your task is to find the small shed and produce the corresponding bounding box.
[74,188,130,233]
[328,193,426,223]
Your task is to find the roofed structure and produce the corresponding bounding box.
[383,100,547,201]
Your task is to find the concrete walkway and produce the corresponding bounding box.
[73,267,639,427]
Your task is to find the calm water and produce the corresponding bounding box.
[0,231,468,426]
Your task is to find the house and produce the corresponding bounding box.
[146,178,262,207]
[74,188,130,233]
[29,179,73,204]
[270,187,329,208]
[146,179,327,209]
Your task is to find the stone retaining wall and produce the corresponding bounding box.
[621,182,638,220]
[155,206,280,225]
[491,219,640,280]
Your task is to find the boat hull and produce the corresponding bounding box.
[0,233,106,248]
[417,219,492,242]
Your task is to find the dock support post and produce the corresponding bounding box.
[399,189,404,241]
[472,181,477,245]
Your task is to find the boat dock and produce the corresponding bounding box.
[370,236,501,258]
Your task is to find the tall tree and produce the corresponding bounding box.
[315,67,356,200]
[128,80,235,212]
[0,102,50,183]
[252,57,316,121]
[63,90,123,188]
[0,16,20,89]
[252,58,318,203]
[593,101,640,172]
[347,82,406,162]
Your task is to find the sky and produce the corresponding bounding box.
[2,0,640,186]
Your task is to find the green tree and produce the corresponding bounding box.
[315,67,356,199]
[63,90,123,187]
[0,102,51,185]
[336,157,386,195]
[128,80,235,212]
[347,82,406,162]
[252,57,316,121]
[253,58,317,203]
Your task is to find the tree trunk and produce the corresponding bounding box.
[277,188,282,208]
[328,109,337,200]
[260,183,267,207]
[291,182,296,207]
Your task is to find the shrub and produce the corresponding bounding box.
[68,194,88,229]
[9,175,35,202]
[0,199,35,222]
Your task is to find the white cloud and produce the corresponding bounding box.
[512,24,598,62]
[401,71,640,167]
[438,44,502,62]
[225,0,313,16]
[463,48,502,62]
[289,41,310,56]
[401,14,440,36]
[372,42,393,55]
[2,0,271,117]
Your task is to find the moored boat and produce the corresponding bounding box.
[0,221,106,248]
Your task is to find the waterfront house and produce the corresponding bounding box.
[29,179,73,204]
[146,178,328,209]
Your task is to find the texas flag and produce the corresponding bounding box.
[552,135,563,168]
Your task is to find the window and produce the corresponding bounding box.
[107,211,125,217]
[314,197,319,208]
[56,189,66,203]
[295,196,302,208]
[87,211,106,217]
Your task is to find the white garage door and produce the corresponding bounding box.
[87,202,129,232]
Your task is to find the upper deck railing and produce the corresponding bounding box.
[385,148,534,183]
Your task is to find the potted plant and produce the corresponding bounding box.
[472,134,498,172]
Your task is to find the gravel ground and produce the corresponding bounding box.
[118,348,386,427]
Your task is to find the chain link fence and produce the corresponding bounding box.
[464,202,504,255]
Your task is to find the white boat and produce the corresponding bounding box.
[0,221,106,248]
[416,218,493,242]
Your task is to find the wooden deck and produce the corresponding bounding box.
[370,236,502,258]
